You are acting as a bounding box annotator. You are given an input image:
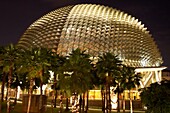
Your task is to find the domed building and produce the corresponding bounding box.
[18,4,166,105]
[18,4,162,68]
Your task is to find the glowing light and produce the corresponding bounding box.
[18,4,163,67]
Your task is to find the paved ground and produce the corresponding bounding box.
[16,100,145,113]
[88,108,145,113]
[46,104,145,113]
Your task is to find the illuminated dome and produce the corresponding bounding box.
[18,4,163,67]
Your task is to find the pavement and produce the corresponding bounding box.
[88,108,145,113]
[46,103,145,113]
[15,100,145,113]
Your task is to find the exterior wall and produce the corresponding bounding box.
[18,4,163,67]
[135,67,166,88]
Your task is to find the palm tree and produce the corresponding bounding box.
[16,72,30,95]
[0,44,19,113]
[119,65,130,113]
[10,69,21,105]
[0,46,7,111]
[84,64,98,113]
[96,53,122,113]
[17,47,52,113]
[36,48,52,92]
[114,65,131,113]
[58,48,93,113]
[0,46,6,104]
[113,80,124,113]
[33,47,52,110]
[0,65,5,113]
[49,53,66,108]
[17,48,38,113]
[120,66,141,113]
[91,65,106,113]
[0,71,6,103]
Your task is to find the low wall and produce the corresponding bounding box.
[22,95,47,113]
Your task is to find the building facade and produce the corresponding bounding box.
[17,4,165,109]
[18,4,162,67]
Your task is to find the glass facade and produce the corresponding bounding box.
[18,4,163,67]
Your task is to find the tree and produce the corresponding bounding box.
[16,72,30,94]
[0,46,7,113]
[17,48,38,113]
[114,76,124,113]
[49,53,66,109]
[58,48,93,113]
[96,53,122,113]
[113,65,128,113]
[10,69,21,105]
[0,44,19,113]
[32,47,52,110]
[0,46,6,104]
[17,47,52,113]
[0,63,5,113]
[120,66,141,113]
[140,80,170,113]
[91,65,106,113]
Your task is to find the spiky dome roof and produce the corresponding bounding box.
[17,4,163,67]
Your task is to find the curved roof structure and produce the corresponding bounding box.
[17,4,163,67]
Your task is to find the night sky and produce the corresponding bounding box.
[0,0,170,69]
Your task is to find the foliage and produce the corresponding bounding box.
[0,44,20,113]
[49,53,66,90]
[140,80,170,113]
[96,52,122,112]
[17,47,52,85]
[0,44,19,73]
[119,66,141,90]
[96,53,122,82]
[58,48,93,96]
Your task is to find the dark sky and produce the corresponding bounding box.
[0,0,170,69]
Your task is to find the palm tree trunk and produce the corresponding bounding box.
[79,95,82,113]
[0,97,1,113]
[129,90,133,113]
[108,84,111,113]
[0,72,6,113]
[65,97,69,111]
[14,86,18,105]
[7,67,12,113]
[123,92,125,113]
[71,94,75,112]
[1,72,6,102]
[104,91,106,113]
[54,91,57,108]
[6,88,8,101]
[40,68,44,110]
[106,85,108,113]
[117,85,120,113]
[51,91,54,113]
[85,91,89,113]
[40,82,43,95]
[101,88,105,113]
[27,78,34,113]
[59,94,63,113]
[53,73,57,108]
[14,75,19,106]
[82,93,85,112]
[106,75,111,113]
[40,80,43,111]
